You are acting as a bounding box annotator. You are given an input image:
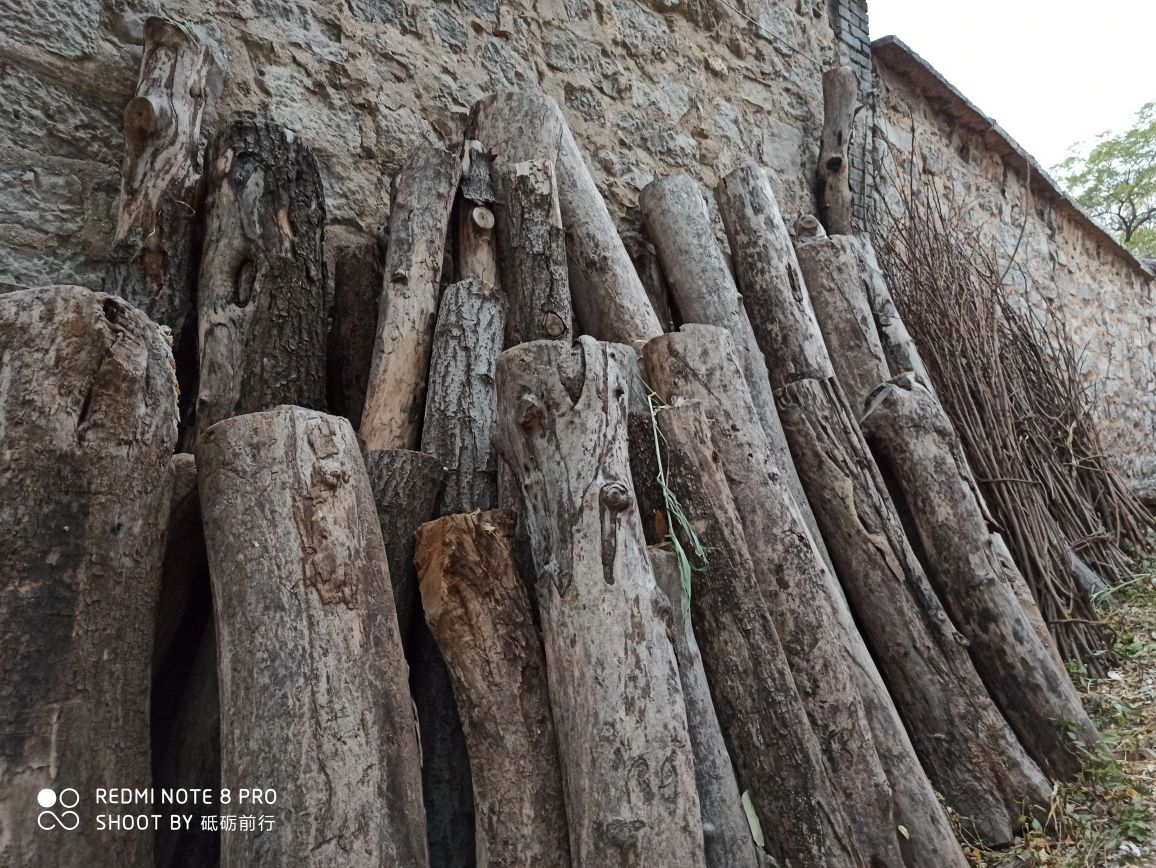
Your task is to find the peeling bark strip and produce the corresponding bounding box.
[861,376,1100,777]
[105,17,215,341]
[327,240,384,429]
[794,235,892,415]
[646,326,906,868]
[422,278,507,516]
[0,285,177,868]
[817,66,859,236]
[468,92,661,343]
[197,407,427,868]
[417,510,572,868]
[494,338,706,868]
[195,120,328,436]
[361,145,462,451]
[493,159,574,345]
[638,174,829,569]
[718,168,1052,843]
[648,547,759,868]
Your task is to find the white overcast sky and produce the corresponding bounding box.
[868,2,1156,172]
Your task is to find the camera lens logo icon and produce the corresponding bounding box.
[37,788,80,831]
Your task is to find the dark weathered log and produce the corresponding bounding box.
[362,144,462,451]
[417,510,571,868]
[646,327,913,868]
[639,174,829,567]
[197,407,428,867]
[494,337,705,867]
[0,285,176,868]
[363,448,446,638]
[718,167,1053,842]
[817,66,858,235]
[458,142,500,289]
[468,93,662,343]
[327,239,384,428]
[648,547,759,868]
[622,231,675,333]
[861,375,1099,777]
[422,278,506,516]
[493,159,574,345]
[195,121,327,435]
[105,17,214,342]
[794,235,891,415]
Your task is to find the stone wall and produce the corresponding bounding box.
[870,38,1156,486]
[0,0,846,292]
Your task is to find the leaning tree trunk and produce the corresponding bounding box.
[648,547,760,868]
[646,326,923,868]
[422,278,507,516]
[196,120,327,435]
[816,66,858,236]
[468,92,661,343]
[417,510,571,868]
[0,286,176,868]
[197,407,428,867]
[327,239,383,428]
[493,158,574,345]
[361,144,462,451]
[105,16,215,345]
[494,337,706,868]
[457,142,500,289]
[861,376,1099,778]
[717,164,1052,843]
[638,173,831,570]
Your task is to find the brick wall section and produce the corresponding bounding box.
[827,0,873,228]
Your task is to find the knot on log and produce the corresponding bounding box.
[825,156,844,172]
[600,480,633,513]
[542,311,567,338]
[517,395,543,431]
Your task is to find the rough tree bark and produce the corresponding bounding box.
[494,337,705,867]
[817,66,859,236]
[197,407,428,867]
[638,174,830,568]
[361,144,462,451]
[417,510,571,868]
[718,165,1053,843]
[327,239,383,428]
[861,375,1100,778]
[468,92,661,343]
[647,327,918,868]
[196,120,327,435]
[0,286,177,868]
[648,547,759,868]
[493,159,574,345]
[422,278,507,516]
[105,17,214,343]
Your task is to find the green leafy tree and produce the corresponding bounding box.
[1056,101,1156,257]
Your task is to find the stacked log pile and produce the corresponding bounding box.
[4,21,1150,868]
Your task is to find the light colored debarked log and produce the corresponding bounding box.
[494,337,705,867]
[197,407,428,868]
[417,509,571,868]
[0,286,177,868]
[361,144,462,451]
[468,92,661,344]
[817,66,859,236]
[195,120,327,435]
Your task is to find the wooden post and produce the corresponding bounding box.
[718,165,1053,843]
[493,159,574,345]
[638,174,830,568]
[327,240,384,429]
[361,144,462,451]
[417,510,572,868]
[468,93,661,343]
[861,375,1100,777]
[197,407,428,867]
[645,327,912,868]
[817,66,859,236]
[494,337,705,867]
[422,278,507,516]
[196,121,328,436]
[0,286,176,868]
[648,547,759,868]
[458,142,500,289]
